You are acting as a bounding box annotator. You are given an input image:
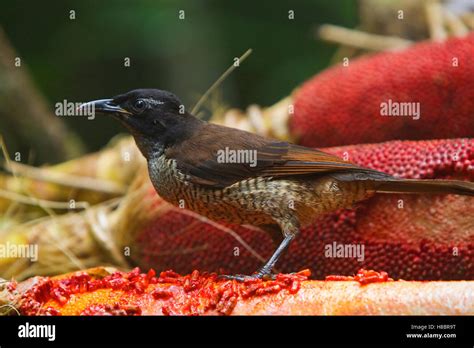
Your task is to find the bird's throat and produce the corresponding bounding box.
[131,133,165,160]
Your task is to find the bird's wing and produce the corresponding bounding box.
[166,123,385,189]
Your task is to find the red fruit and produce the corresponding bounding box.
[291,34,474,147]
[17,268,309,316]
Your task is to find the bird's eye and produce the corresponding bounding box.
[133,99,147,112]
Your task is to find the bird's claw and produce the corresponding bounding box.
[218,271,276,282]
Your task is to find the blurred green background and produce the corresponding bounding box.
[0,0,356,157]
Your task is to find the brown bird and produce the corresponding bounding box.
[81,89,474,281]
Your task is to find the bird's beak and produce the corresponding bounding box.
[78,99,132,118]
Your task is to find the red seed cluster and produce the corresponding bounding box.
[133,138,474,281]
[291,34,474,147]
[326,268,392,285]
[327,138,474,180]
[18,268,157,316]
[155,269,310,316]
[80,303,142,316]
[17,268,310,316]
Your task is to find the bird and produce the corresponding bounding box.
[80,89,474,281]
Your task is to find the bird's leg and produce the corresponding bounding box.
[255,234,295,277]
[220,225,297,282]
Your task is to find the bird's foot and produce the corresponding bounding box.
[218,269,276,282]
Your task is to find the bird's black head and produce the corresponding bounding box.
[81,89,203,158]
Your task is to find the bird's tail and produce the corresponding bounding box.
[374,179,474,196]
